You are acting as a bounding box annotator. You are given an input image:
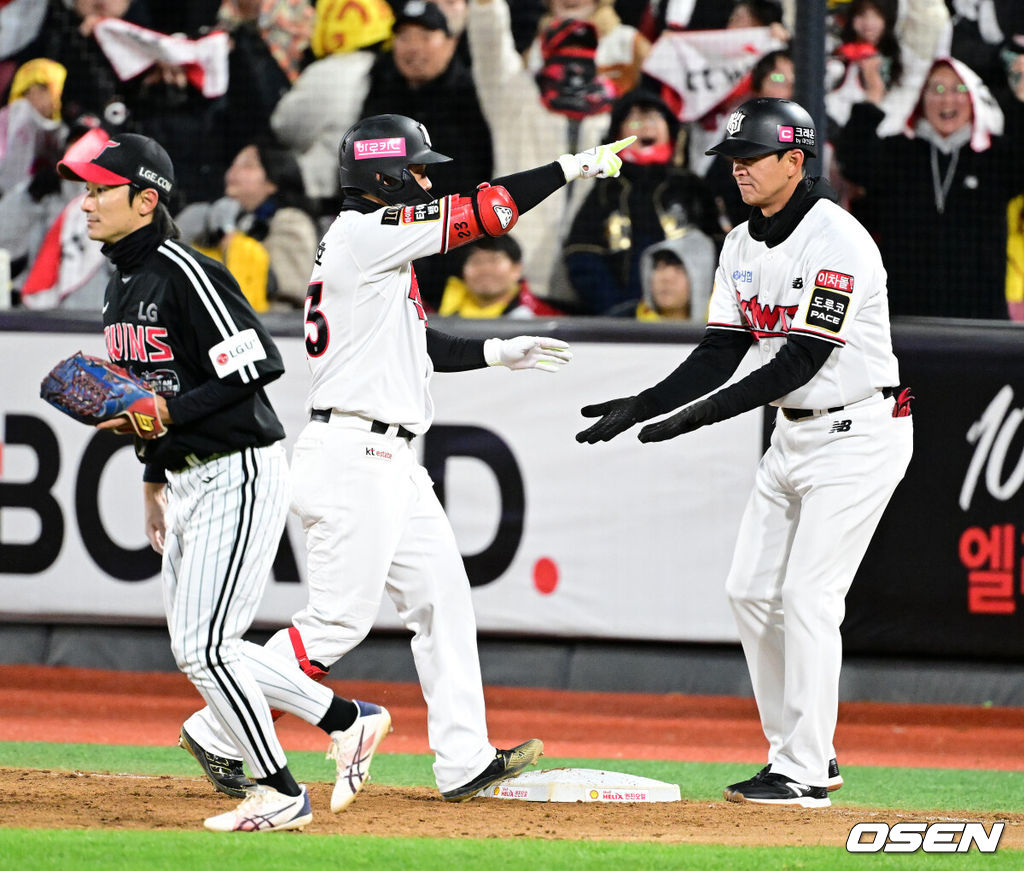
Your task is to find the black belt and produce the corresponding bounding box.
[781,387,896,422]
[310,408,415,440]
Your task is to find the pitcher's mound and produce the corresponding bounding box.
[480,768,681,803]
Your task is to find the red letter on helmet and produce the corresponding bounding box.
[444,183,519,251]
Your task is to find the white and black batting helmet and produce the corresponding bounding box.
[338,114,452,206]
[705,97,817,159]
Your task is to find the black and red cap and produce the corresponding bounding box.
[58,133,175,200]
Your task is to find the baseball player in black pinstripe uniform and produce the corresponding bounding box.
[57,133,391,832]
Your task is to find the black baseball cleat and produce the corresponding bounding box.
[440,739,544,802]
[730,758,842,793]
[826,756,843,791]
[724,771,831,808]
[179,726,255,798]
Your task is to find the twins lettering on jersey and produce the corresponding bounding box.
[105,322,173,362]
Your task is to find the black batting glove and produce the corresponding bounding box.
[576,395,651,444]
[638,398,719,443]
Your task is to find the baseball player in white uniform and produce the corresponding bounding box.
[182,114,635,800]
[57,133,391,832]
[576,98,913,807]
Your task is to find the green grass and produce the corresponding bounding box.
[2,742,1021,870]
[0,830,1020,871]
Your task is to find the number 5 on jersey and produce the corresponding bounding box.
[305,281,329,357]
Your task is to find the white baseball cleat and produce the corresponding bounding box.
[203,784,312,832]
[327,700,392,812]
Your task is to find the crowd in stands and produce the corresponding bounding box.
[1,0,1023,320]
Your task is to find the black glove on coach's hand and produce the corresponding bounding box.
[576,395,653,444]
[637,397,719,443]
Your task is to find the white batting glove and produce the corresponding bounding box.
[483,336,573,372]
[557,136,637,182]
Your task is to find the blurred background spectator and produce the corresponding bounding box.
[17,0,228,206]
[215,0,314,165]
[525,0,651,96]
[563,87,720,313]
[0,58,66,196]
[947,0,1024,90]
[437,235,565,318]
[605,234,716,321]
[15,123,113,309]
[270,0,394,205]
[0,0,49,96]
[467,0,613,308]
[1008,191,1024,320]
[176,138,319,311]
[836,55,1024,319]
[824,0,948,130]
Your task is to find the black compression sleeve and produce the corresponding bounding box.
[165,379,268,426]
[426,327,488,372]
[491,163,567,215]
[707,333,835,420]
[638,330,752,416]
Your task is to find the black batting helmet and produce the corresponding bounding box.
[705,97,817,159]
[338,114,452,205]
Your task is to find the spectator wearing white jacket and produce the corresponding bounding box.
[467,0,613,302]
[269,0,394,201]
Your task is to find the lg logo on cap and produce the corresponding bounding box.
[137,166,171,191]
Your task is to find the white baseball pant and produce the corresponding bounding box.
[725,391,913,787]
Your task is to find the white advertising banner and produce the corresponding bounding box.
[0,333,759,643]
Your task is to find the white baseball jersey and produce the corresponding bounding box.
[707,198,900,409]
[304,199,460,434]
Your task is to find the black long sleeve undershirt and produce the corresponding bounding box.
[426,327,488,371]
[490,162,567,216]
[638,330,752,416]
[165,378,272,426]
[638,329,834,420]
[707,333,835,420]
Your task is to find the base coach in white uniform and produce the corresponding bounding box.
[576,98,913,807]
[58,134,390,832]
[183,114,635,800]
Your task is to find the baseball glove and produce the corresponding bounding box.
[40,351,167,439]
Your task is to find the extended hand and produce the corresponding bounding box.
[576,395,649,444]
[484,336,573,372]
[558,136,637,182]
[637,398,718,443]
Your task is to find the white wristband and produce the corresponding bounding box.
[557,154,581,183]
[483,337,503,366]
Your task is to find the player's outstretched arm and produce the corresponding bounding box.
[484,336,572,372]
[557,137,636,182]
[575,394,655,444]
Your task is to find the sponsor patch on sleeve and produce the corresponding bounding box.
[208,328,267,377]
[380,206,401,226]
[815,269,854,293]
[806,289,849,333]
[401,201,442,224]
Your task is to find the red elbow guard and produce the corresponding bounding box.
[445,183,520,251]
